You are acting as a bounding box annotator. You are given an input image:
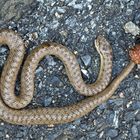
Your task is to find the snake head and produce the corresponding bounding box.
[129,44,140,64]
[95,36,112,55]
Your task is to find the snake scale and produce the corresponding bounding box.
[0,29,139,125]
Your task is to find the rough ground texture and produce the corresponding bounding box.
[0,0,140,139]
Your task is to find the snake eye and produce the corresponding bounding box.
[129,44,140,64]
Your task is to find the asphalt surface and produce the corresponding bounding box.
[0,0,140,139]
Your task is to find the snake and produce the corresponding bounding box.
[0,29,139,125]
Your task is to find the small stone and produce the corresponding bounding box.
[110,98,124,106]
[81,69,90,79]
[119,92,125,98]
[0,47,7,53]
[89,131,98,138]
[81,55,92,67]
[57,7,66,13]
[50,20,59,29]
[16,132,24,138]
[106,111,115,124]
[73,50,78,55]
[73,118,81,125]
[84,27,89,33]
[44,97,52,107]
[131,125,138,137]
[59,31,67,37]
[32,32,38,39]
[98,103,107,110]
[68,1,83,10]
[124,111,138,121]
[87,4,92,10]
[106,128,118,138]
[55,12,62,18]
[134,75,139,78]
[0,131,3,137]
[5,134,9,138]
[126,9,132,15]
[113,111,119,128]
[38,81,43,89]
[81,35,87,42]
[136,112,140,120]
[65,17,77,28]
[87,0,92,2]
[126,101,133,108]
[90,20,96,29]
[28,32,38,41]
[131,101,140,109]
[47,124,54,129]
[46,56,56,66]
[99,131,104,138]
[124,21,140,36]
[35,66,43,74]
[134,13,140,24]
[37,0,44,3]
[50,76,63,87]
[79,137,85,140]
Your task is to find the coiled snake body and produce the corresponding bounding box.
[0,29,138,125]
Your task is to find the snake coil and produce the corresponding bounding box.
[0,29,139,125]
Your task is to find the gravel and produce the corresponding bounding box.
[0,0,140,139]
[106,128,119,138]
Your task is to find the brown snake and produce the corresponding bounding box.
[0,29,139,125]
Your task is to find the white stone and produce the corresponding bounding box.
[37,0,44,3]
[124,21,140,36]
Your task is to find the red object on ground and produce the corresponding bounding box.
[129,44,140,64]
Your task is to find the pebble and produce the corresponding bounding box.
[88,131,98,138]
[5,134,10,138]
[109,98,124,106]
[124,111,138,122]
[79,136,85,140]
[68,1,83,10]
[35,66,43,74]
[136,112,140,120]
[106,111,115,125]
[0,47,7,53]
[16,131,25,138]
[106,128,118,138]
[0,131,3,137]
[57,7,66,14]
[28,32,38,41]
[134,13,140,24]
[50,20,59,29]
[81,69,90,79]
[44,97,52,106]
[50,76,63,87]
[113,111,119,128]
[90,20,96,29]
[45,56,56,66]
[126,9,132,15]
[131,125,138,137]
[124,21,140,36]
[37,0,44,3]
[81,55,92,67]
[38,81,43,89]
[131,101,140,110]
